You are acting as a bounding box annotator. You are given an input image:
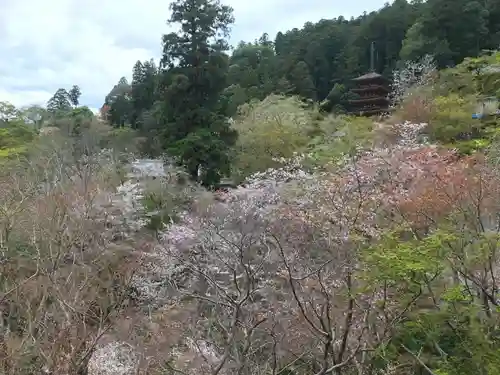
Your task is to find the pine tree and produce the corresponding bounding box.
[159,0,237,187]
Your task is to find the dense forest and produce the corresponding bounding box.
[4,0,500,374]
[94,0,500,185]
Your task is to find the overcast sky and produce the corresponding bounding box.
[0,0,389,111]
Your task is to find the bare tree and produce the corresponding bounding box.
[0,125,138,375]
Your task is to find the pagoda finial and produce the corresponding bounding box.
[370,41,375,72]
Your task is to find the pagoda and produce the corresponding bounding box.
[348,42,390,116]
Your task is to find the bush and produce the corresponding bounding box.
[105,125,140,159]
[0,122,36,163]
[426,94,478,143]
[141,167,198,233]
[393,85,435,124]
[389,55,437,124]
[306,115,374,166]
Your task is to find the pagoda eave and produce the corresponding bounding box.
[351,85,390,94]
[349,108,391,116]
[348,97,389,105]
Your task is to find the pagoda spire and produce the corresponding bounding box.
[370,41,375,72]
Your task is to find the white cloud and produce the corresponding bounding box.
[0,0,389,110]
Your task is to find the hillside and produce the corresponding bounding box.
[4,0,500,374]
[0,48,500,374]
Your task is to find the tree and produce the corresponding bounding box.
[288,61,317,100]
[219,84,248,116]
[226,41,280,103]
[231,95,317,181]
[159,0,237,186]
[68,85,82,108]
[0,101,20,124]
[403,0,489,67]
[131,59,159,129]
[47,88,72,114]
[320,83,348,112]
[105,77,132,127]
[20,105,48,130]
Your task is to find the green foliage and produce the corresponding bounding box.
[105,77,133,127]
[364,229,449,285]
[0,123,35,148]
[47,88,72,115]
[436,52,500,97]
[361,227,500,375]
[319,83,350,113]
[231,95,319,181]
[131,59,159,128]
[427,94,478,144]
[400,0,489,67]
[288,61,317,100]
[230,94,377,180]
[141,172,196,232]
[306,115,374,166]
[68,85,81,107]
[222,40,280,114]
[0,118,36,162]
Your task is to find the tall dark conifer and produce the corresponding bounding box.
[159,0,237,187]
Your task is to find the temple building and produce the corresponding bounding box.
[348,72,390,116]
[347,41,390,116]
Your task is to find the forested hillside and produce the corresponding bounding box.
[4,0,500,374]
[104,0,500,122]
[98,0,500,186]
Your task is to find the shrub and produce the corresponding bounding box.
[306,115,374,166]
[0,122,36,164]
[426,94,478,144]
[394,85,435,124]
[389,55,437,124]
[141,166,199,233]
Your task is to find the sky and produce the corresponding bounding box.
[0,0,390,112]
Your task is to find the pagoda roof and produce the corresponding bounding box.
[352,72,385,81]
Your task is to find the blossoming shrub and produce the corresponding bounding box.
[390,55,438,124]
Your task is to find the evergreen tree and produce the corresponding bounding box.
[131,59,159,129]
[105,77,132,127]
[47,88,72,114]
[68,85,81,107]
[288,61,317,100]
[159,0,237,187]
